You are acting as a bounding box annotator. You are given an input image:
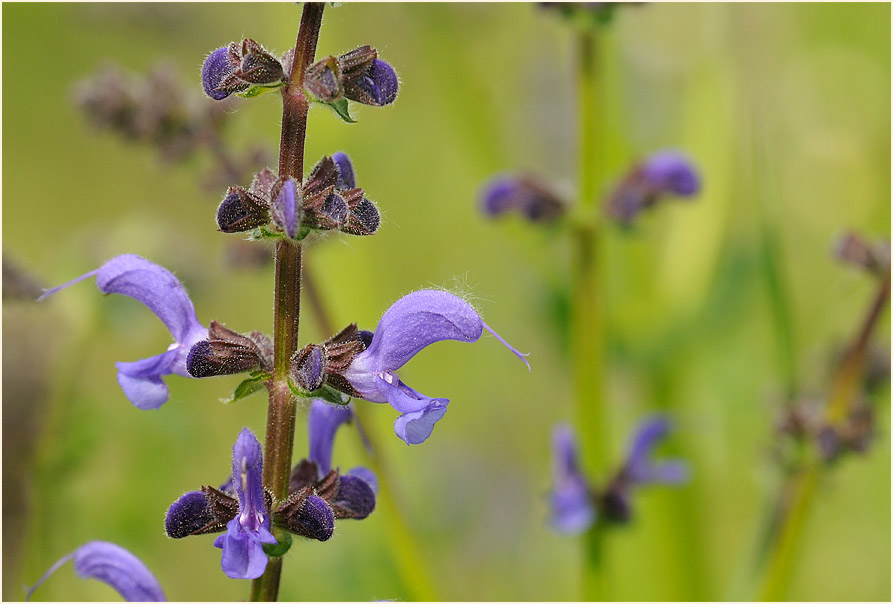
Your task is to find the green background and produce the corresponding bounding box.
[3,3,890,601]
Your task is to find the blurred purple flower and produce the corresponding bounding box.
[39,254,206,410]
[342,290,529,444]
[480,175,566,222]
[548,424,596,534]
[605,150,700,225]
[213,428,277,580]
[26,541,165,602]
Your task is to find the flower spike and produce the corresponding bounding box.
[39,254,206,410]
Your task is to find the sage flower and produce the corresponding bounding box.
[604,150,700,225]
[213,428,277,580]
[26,541,165,602]
[39,254,206,410]
[341,290,529,444]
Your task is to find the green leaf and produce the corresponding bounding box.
[221,372,270,404]
[287,379,351,406]
[326,98,356,123]
[247,225,284,241]
[262,531,292,557]
[236,82,285,99]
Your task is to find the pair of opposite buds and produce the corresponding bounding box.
[202,39,398,108]
[216,153,380,240]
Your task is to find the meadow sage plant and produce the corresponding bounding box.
[32,4,527,601]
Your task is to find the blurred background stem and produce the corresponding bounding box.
[571,27,609,601]
[757,273,890,600]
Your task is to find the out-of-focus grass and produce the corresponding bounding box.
[3,3,889,601]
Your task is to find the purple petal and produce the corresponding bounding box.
[624,416,690,486]
[480,177,520,216]
[374,374,444,414]
[165,491,214,539]
[214,518,274,580]
[549,424,595,534]
[308,399,353,476]
[27,541,165,602]
[202,47,235,100]
[272,178,300,239]
[642,461,690,484]
[232,428,265,521]
[115,349,181,410]
[350,290,486,374]
[393,400,449,445]
[333,152,356,189]
[347,466,379,495]
[641,151,700,197]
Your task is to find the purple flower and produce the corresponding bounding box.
[333,151,356,189]
[213,428,277,580]
[604,150,700,225]
[26,541,165,602]
[622,416,689,486]
[271,177,301,239]
[548,424,595,534]
[39,255,206,410]
[479,175,566,222]
[342,290,529,444]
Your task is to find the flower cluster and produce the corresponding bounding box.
[549,417,688,533]
[164,404,376,579]
[215,153,380,240]
[303,45,399,107]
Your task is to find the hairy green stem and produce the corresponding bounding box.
[757,273,890,600]
[252,4,324,601]
[571,28,608,601]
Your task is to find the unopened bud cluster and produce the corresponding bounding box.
[215,153,380,240]
[304,45,399,107]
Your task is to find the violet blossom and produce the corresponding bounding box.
[604,150,700,225]
[39,254,206,410]
[480,175,567,222]
[26,541,166,602]
[548,424,596,534]
[213,428,277,580]
[340,290,529,445]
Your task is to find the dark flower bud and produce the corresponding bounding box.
[833,232,891,276]
[275,488,335,542]
[291,344,326,391]
[333,152,356,189]
[271,177,302,239]
[202,46,248,100]
[338,45,378,80]
[479,176,566,223]
[186,321,271,378]
[304,55,343,103]
[236,39,284,86]
[329,474,376,520]
[165,491,217,538]
[344,58,399,107]
[341,197,381,235]
[216,185,271,233]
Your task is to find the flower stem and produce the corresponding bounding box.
[757,273,890,600]
[571,28,608,601]
[252,3,324,601]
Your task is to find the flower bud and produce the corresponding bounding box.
[236,39,284,86]
[165,491,217,539]
[216,186,271,233]
[271,177,302,239]
[304,55,343,103]
[604,150,700,225]
[344,58,399,107]
[201,46,248,100]
[186,321,271,378]
[275,488,335,542]
[342,197,381,236]
[329,474,376,520]
[291,344,326,391]
[480,176,566,223]
[333,152,356,189]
